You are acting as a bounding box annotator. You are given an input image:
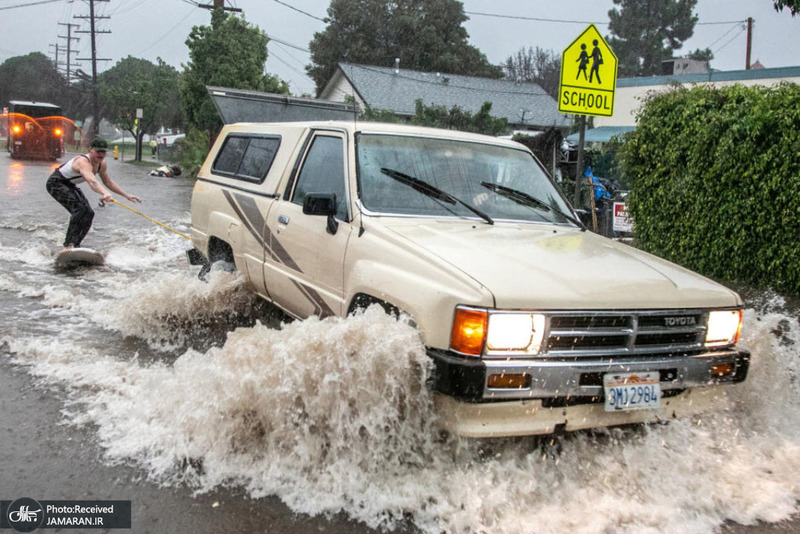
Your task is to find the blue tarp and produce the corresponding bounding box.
[566,126,636,143]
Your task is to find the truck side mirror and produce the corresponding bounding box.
[302,193,339,235]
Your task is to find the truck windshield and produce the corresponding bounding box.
[357,133,576,225]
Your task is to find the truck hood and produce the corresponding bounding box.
[380,220,741,309]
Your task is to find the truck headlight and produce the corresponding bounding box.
[705,310,743,347]
[450,307,545,357]
[487,313,545,352]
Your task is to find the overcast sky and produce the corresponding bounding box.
[1,0,798,96]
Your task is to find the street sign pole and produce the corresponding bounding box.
[558,23,618,232]
[135,108,143,162]
[573,116,586,207]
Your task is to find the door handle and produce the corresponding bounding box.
[278,215,290,225]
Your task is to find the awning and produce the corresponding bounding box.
[566,126,636,143]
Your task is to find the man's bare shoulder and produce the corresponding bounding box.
[72,155,92,171]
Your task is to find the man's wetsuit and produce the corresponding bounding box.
[46,154,99,247]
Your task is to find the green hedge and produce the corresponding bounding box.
[618,83,800,293]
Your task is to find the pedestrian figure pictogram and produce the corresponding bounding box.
[589,39,603,84]
[577,44,589,81]
[558,24,618,117]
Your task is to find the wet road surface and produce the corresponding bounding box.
[0,151,798,534]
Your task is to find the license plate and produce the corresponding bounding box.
[603,372,661,412]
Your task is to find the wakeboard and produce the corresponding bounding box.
[55,247,105,267]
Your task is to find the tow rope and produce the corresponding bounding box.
[100,198,190,240]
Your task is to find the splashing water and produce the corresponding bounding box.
[1,165,798,533]
[3,267,799,533]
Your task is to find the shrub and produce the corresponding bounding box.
[618,83,800,293]
[177,128,211,179]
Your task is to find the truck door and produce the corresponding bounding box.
[263,131,352,318]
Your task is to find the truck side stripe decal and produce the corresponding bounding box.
[223,190,335,318]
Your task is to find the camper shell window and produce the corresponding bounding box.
[212,134,281,183]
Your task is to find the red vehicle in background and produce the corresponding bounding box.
[5,100,66,160]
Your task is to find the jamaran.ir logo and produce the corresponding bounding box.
[7,498,44,533]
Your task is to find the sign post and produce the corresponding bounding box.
[135,108,143,161]
[558,24,618,223]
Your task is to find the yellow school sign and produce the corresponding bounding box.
[558,24,617,117]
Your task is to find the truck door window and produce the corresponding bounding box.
[291,135,347,220]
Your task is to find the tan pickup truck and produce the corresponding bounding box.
[188,121,749,437]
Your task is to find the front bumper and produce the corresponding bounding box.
[428,347,750,402]
[428,348,749,437]
[433,385,732,437]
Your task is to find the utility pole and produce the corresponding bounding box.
[198,0,242,13]
[76,0,111,140]
[58,22,81,83]
[745,17,753,70]
[48,44,65,69]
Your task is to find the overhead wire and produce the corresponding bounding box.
[138,4,199,55]
[109,0,159,17]
[264,33,310,53]
[272,0,325,22]
[464,11,607,25]
[0,0,61,11]
[713,26,748,55]
[706,22,745,50]
[464,9,744,27]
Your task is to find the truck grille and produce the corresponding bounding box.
[544,311,706,357]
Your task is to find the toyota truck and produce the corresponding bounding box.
[188,120,749,437]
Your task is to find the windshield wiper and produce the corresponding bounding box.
[480,181,586,230]
[381,168,494,225]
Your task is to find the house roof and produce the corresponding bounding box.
[617,65,800,88]
[325,63,569,129]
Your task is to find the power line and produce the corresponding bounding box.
[706,22,744,50]
[138,4,198,55]
[465,11,607,25]
[713,26,747,55]
[272,0,325,22]
[464,9,744,27]
[0,0,62,11]
[697,19,747,26]
[265,32,310,53]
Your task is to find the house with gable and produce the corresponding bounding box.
[563,64,800,145]
[319,62,569,133]
[595,64,800,129]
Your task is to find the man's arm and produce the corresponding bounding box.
[98,161,142,203]
[73,157,113,202]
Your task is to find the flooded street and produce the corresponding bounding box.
[1,153,799,534]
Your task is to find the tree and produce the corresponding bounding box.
[411,100,507,136]
[607,0,701,77]
[180,9,289,141]
[307,0,503,95]
[0,53,71,111]
[773,0,800,16]
[99,56,182,160]
[359,99,508,136]
[773,0,800,14]
[503,47,561,99]
[686,48,714,62]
